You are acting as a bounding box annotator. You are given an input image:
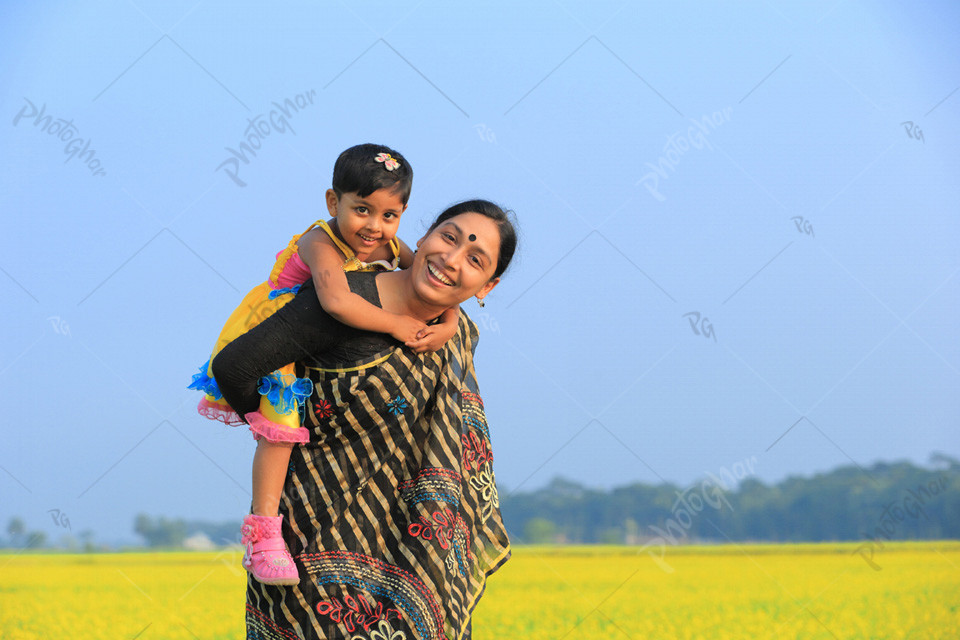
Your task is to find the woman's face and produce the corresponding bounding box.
[412,212,501,308]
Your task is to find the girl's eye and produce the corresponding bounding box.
[357,207,368,214]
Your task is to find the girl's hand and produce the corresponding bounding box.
[390,315,428,345]
[405,327,441,354]
[405,313,459,354]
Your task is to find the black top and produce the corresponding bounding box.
[212,272,394,419]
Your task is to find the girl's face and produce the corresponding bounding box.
[412,212,501,309]
[325,188,407,257]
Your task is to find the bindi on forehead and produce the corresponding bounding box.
[447,220,495,265]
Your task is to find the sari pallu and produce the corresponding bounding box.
[246,313,510,640]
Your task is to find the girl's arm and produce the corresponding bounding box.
[397,238,415,269]
[405,305,460,354]
[297,229,425,344]
[212,281,347,418]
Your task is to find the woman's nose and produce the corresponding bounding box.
[443,245,467,269]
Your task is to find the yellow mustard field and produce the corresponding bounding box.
[1,542,957,639]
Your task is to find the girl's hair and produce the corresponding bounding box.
[428,199,518,279]
[332,143,413,204]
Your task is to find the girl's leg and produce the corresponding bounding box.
[242,437,300,585]
[252,439,294,517]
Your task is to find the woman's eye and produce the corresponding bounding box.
[470,255,482,266]
[443,233,455,242]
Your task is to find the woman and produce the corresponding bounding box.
[213,200,517,640]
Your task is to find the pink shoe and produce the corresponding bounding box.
[240,514,300,586]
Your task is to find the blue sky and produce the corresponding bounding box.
[1,0,957,544]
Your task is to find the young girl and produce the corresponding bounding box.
[188,143,460,585]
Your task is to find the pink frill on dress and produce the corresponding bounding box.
[197,398,243,426]
[246,411,310,444]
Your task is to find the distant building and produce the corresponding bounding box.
[183,532,215,551]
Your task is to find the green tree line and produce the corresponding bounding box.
[500,455,959,544]
[3,456,955,550]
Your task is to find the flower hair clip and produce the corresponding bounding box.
[374,152,400,171]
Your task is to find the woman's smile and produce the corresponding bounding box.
[426,261,455,286]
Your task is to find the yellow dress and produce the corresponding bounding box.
[188,219,401,442]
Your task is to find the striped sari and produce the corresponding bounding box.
[245,313,510,640]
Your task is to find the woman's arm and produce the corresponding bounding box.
[211,280,345,419]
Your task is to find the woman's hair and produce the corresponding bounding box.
[428,199,518,279]
[332,143,413,204]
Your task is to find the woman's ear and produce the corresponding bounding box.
[415,235,424,249]
[476,277,500,301]
[325,189,339,217]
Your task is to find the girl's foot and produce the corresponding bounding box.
[240,514,299,585]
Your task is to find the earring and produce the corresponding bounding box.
[477,297,485,308]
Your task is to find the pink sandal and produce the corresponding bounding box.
[241,514,300,586]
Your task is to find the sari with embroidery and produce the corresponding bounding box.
[229,306,510,640]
